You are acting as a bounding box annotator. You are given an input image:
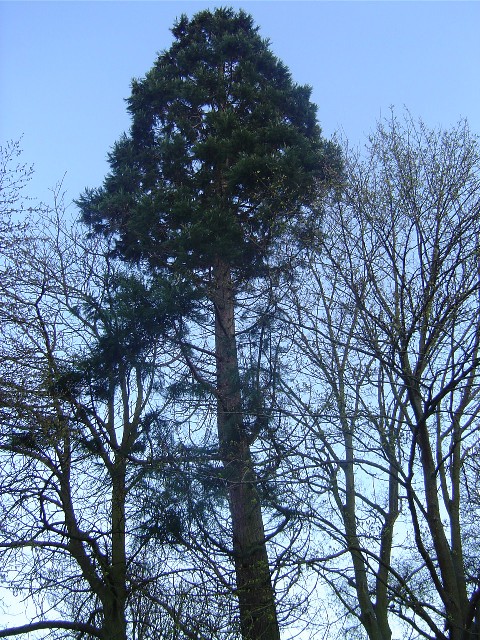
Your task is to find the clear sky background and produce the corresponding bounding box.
[1,1,480,208]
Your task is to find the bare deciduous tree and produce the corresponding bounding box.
[282,113,480,640]
[0,190,231,638]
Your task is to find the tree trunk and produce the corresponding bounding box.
[104,455,128,640]
[342,420,388,640]
[101,605,127,640]
[212,257,280,640]
[405,372,468,640]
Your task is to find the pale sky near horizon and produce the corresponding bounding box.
[1,1,480,208]
[0,0,480,632]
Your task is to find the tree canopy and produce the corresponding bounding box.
[78,7,339,278]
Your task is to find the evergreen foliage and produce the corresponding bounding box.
[78,7,339,279]
[76,9,341,640]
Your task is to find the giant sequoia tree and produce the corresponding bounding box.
[78,8,339,639]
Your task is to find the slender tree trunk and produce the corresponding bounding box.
[342,420,387,640]
[212,257,280,640]
[373,453,398,640]
[59,431,127,639]
[405,373,467,640]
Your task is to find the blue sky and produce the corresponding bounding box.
[1,1,480,206]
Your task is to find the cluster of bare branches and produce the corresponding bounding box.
[280,113,480,640]
[1,111,479,640]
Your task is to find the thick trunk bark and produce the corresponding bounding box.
[101,607,128,640]
[104,456,128,640]
[212,257,280,640]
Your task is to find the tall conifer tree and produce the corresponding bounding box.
[78,8,339,639]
